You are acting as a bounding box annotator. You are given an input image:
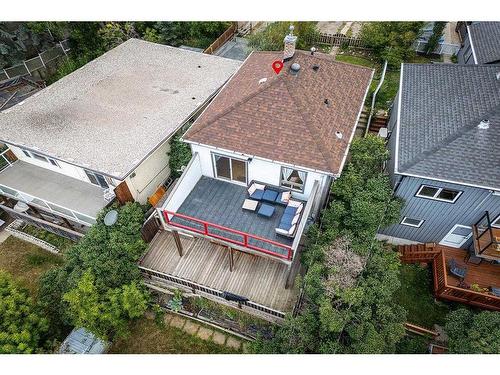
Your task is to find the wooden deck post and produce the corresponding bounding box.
[172,230,183,257]
[229,246,234,272]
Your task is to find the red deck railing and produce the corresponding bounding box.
[161,210,292,261]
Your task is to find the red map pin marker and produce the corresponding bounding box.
[272,60,284,75]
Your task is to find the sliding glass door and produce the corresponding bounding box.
[213,154,247,184]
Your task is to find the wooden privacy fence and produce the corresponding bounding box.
[204,22,238,55]
[310,33,367,49]
[0,39,70,82]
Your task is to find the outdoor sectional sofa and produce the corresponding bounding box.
[247,182,304,238]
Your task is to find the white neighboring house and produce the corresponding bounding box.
[0,39,241,237]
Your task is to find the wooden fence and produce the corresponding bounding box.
[204,22,238,55]
[310,33,367,49]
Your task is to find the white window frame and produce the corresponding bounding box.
[280,167,307,193]
[211,153,248,186]
[439,224,473,248]
[23,149,60,168]
[415,184,462,203]
[84,169,110,189]
[400,216,425,228]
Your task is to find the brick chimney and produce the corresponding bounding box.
[283,25,297,61]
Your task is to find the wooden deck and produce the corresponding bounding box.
[399,244,500,311]
[139,230,299,314]
[433,246,500,311]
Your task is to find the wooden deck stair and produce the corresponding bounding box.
[368,115,388,135]
[398,243,440,263]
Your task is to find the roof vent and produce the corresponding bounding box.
[335,131,343,139]
[290,63,301,74]
[478,119,490,129]
[258,77,268,84]
[312,65,320,72]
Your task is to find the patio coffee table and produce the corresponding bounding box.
[257,203,275,218]
[242,198,259,212]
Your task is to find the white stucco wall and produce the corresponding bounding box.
[189,143,331,204]
[8,144,95,183]
[124,139,171,204]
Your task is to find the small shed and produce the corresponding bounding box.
[58,328,109,354]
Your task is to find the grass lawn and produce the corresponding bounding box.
[394,263,452,328]
[335,54,377,68]
[0,236,63,297]
[110,318,239,354]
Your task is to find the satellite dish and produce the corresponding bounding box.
[103,210,118,226]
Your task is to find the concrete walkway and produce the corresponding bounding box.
[163,312,249,353]
[0,230,10,244]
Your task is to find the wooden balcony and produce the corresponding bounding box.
[399,243,500,311]
[472,211,500,260]
[138,230,301,322]
[433,246,500,311]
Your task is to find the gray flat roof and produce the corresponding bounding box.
[0,161,108,218]
[0,39,241,179]
[59,328,108,354]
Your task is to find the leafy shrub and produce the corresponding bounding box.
[0,271,48,353]
[168,135,192,178]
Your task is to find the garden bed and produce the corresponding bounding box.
[19,223,75,252]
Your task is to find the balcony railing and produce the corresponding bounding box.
[161,209,293,261]
[472,211,500,260]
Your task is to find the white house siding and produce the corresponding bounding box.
[8,144,93,183]
[189,143,331,214]
[379,175,500,248]
[124,139,171,204]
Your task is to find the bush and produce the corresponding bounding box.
[0,271,49,353]
[168,135,192,178]
[38,202,150,340]
[445,308,500,354]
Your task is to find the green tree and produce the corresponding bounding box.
[251,136,406,353]
[248,22,319,51]
[38,202,149,340]
[425,22,446,54]
[98,22,138,51]
[360,22,424,67]
[63,271,148,340]
[445,308,500,354]
[0,271,48,353]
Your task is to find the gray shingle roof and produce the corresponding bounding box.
[397,64,500,189]
[0,39,241,179]
[468,22,500,64]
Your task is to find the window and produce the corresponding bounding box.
[280,167,307,192]
[415,185,462,203]
[212,154,247,184]
[401,217,424,228]
[29,151,60,167]
[84,169,109,189]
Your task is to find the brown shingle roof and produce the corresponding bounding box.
[184,51,373,174]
